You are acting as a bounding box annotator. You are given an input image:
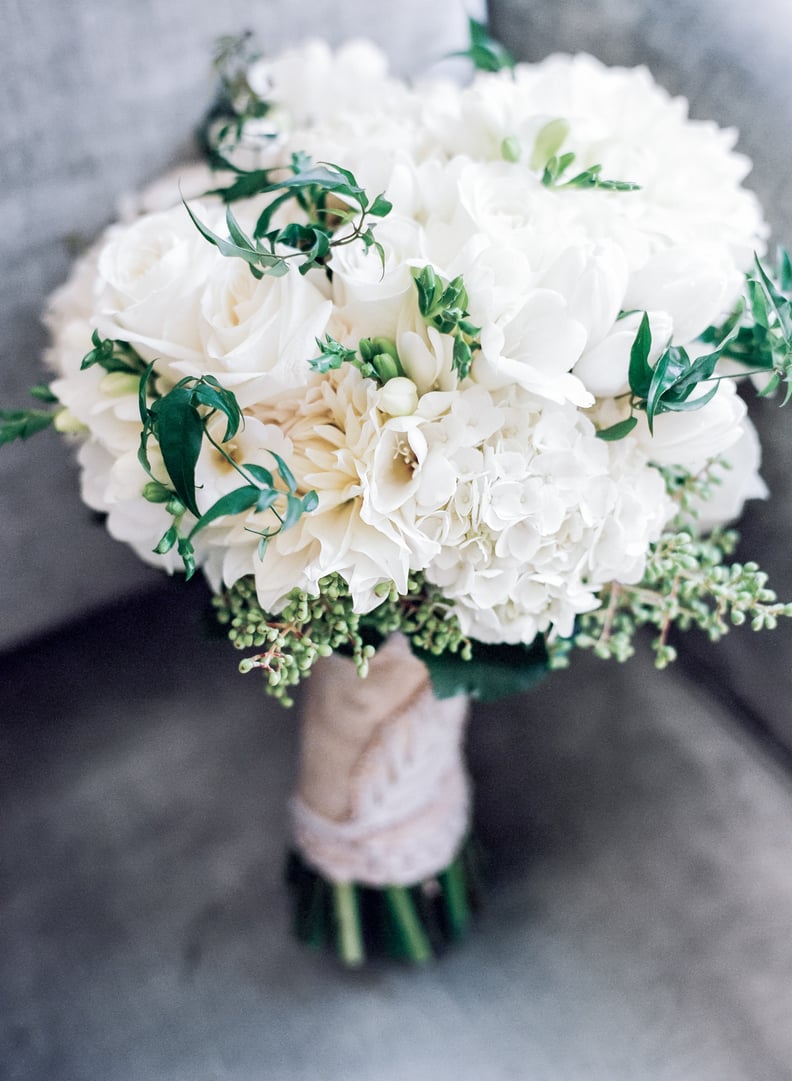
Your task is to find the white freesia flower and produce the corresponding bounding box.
[573,309,674,398]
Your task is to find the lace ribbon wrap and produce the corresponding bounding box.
[291,634,470,887]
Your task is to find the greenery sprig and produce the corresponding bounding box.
[201,31,270,154]
[541,151,640,192]
[550,529,792,670]
[308,335,405,384]
[413,266,481,379]
[214,571,549,705]
[187,151,391,279]
[0,385,60,445]
[81,329,150,377]
[128,345,316,578]
[550,462,792,668]
[596,312,739,441]
[703,248,792,403]
[449,17,516,73]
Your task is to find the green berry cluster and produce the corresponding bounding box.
[212,572,471,706]
[550,527,792,670]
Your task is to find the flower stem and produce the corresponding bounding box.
[332,882,365,967]
[439,855,470,940]
[384,886,432,964]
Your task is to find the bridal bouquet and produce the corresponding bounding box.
[6,24,792,964]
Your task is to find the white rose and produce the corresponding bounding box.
[95,205,218,368]
[194,257,331,386]
[330,214,425,340]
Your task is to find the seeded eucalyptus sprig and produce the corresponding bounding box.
[187,151,392,279]
[550,529,792,670]
[413,266,481,379]
[214,572,476,706]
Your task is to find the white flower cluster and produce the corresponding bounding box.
[45,41,769,644]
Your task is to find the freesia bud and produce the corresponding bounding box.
[378,376,419,416]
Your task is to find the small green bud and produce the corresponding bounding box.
[530,118,570,171]
[501,135,521,163]
[53,409,88,435]
[99,371,142,397]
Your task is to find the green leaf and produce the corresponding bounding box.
[596,416,638,441]
[628,313,654,399]
[0,409,55,445]
[413,638,549,701]
[308,335,358,374]
[281,493,305,531]
[190,382,242,441]
[368,193,393,218]
[29,384,59,404]
[269,451,298,493]
[450,17,516,72]
[242,462,274,487]
[150,386,204,517]
[187,484,260,538]
[154,525,178,554]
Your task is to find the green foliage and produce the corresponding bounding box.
[413,266,481,380]
[706,248,792,403]
[541,151,640,192]
[0,380,64,445]
[136,362,314,578]
[450,17,516,73]
[308,334,404,385]
[188,152,391,279]
[200,31,270,153]
[413,638,548,701]
[596,312,738,440]
[550,464,792,670]
[213,572,481,706]
[0,406,56,445]
[550,529,792,670]
[81,330,149,376]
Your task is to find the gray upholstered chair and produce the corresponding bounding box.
[3,5,792,1079]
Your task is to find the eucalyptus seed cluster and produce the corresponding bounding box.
[212,572,471,705]
[657,459,729,524]
[552,527,792,670]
